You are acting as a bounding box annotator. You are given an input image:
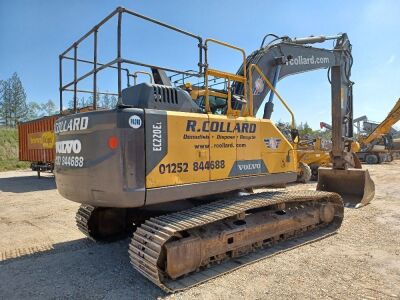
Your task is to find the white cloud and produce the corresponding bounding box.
[387,55,396,64]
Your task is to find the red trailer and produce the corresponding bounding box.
[18,115,59,177]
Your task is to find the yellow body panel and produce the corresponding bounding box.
[208,115,237,180]
[296,150,331,167]
[146,110,296,188]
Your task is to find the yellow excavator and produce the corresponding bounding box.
[55,7,375,292]
[356,98,400,164]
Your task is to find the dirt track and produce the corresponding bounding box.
[0,163,399,299]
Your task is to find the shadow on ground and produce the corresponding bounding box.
[0,175,55,193]
[0,238,165,299]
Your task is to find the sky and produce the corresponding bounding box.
[1,0,399,129]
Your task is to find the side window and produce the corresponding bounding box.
[210,96,227,115]
[196,95,227,115]
[195,92,245,116]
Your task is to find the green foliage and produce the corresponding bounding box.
[0,128,30,171]
[67,92,117,110]
[25,101,43,120]
[298,122,313,136]
[0,160,30,171]
[0,73,58,124]
[0,73,28,126]
[22,99,58,121]
[275,120,292,140]
[41,99,57,116]
[276,119,332,142]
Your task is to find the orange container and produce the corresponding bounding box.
[18,115,59,163]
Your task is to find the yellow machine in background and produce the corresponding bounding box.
[295,137,331,182]
[295,138,360,182]
[295,121,365,183]
[357,98,400,163]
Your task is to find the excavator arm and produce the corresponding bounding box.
[234,33,374,207]
[362,98,400,146]
[320,122,332,131]
[235,33,354,169]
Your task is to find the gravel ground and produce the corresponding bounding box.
[0,162,399,299]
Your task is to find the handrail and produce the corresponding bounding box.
[204,38,248,116]
[131,71,154,85]
[62,58,119,91]
[59,7,204,113]
[249,64,296,128]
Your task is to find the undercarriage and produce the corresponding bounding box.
[76,190,343,292]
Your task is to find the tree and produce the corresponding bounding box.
[10,73,28,126]
[99,92,117,109]
[0,73,59,124]
[67,98,74,110]
[0,73,28,126]
[0,80,3,107]
[275,120,292,140]
[0,80,4,124]
[66,96,86,110]
[41,99,57,115]
[79,96,89,108]
[0,79,12,126]
[24,101,42,121]
[100,93,111,108]
[300,122,313,136]
[86,89,100,109]
[110,95,118,108]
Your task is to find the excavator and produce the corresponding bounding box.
[321,99,400,164]
[356,98,400,164]
[55,7,375,292]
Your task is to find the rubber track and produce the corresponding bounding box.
[129,190,343,292]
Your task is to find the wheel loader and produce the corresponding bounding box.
[55,7,375,292]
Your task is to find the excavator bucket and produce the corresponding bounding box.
[317,168,375,208]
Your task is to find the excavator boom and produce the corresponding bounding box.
[363,98,400,145]
[234,33,374,207]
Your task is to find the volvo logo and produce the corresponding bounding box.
[56,140,82,154]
